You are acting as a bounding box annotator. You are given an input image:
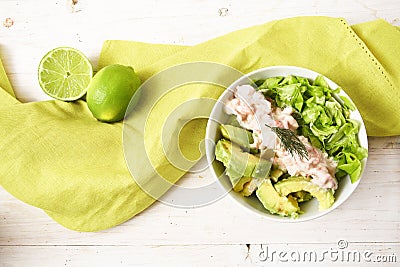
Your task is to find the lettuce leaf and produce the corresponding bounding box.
[258,76,284,89]
[325,99,346,126]
[339,95,356,111]
[254,75,368,183]
[276,84,304,111]
[313,75,330,88]
[336,152,362,183]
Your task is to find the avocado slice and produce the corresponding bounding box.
[215,140,272,188]
[290,191,313,203]
[274,176,335,210]
[220,124,253,151]
[226,115,241,127]
[241,178,258,197]
[215,139,254,180]
[256,179,300,218]
[233,176,252,193]
[269,168,284,182]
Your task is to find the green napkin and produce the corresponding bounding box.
[1,17,399,232]
[0,56,18,105]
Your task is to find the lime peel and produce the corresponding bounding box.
[86,64,141,123]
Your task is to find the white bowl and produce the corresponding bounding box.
[205,66,368,222]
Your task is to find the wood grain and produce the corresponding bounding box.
[0,0,399,266]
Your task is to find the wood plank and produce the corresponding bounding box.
[0,137,398,245]
[0,244,248,267]
[0,243,398,267]
[368,136,400,149]
[2,0,400,102]
[0,0,400,266]
[1,166,398,245]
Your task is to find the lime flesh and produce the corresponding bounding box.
[38,47,93,101]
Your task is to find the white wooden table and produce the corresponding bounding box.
[1,1,399,266]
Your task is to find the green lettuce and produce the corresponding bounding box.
[254,75,368,183]
[276,84,304,111]
[258,76,284,89]
[336,152,362,183]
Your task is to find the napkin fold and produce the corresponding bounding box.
[1,17,399,231]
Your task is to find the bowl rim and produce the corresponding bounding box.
[205,65,368,222]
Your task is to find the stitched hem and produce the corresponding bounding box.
[339,18,396,93]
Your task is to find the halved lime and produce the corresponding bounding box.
[38,47,93,101]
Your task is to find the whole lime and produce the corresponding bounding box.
[86,64,141,122]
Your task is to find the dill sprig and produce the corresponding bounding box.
[266,124,309,160]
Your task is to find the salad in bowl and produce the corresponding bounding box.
[205,66,368,221]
